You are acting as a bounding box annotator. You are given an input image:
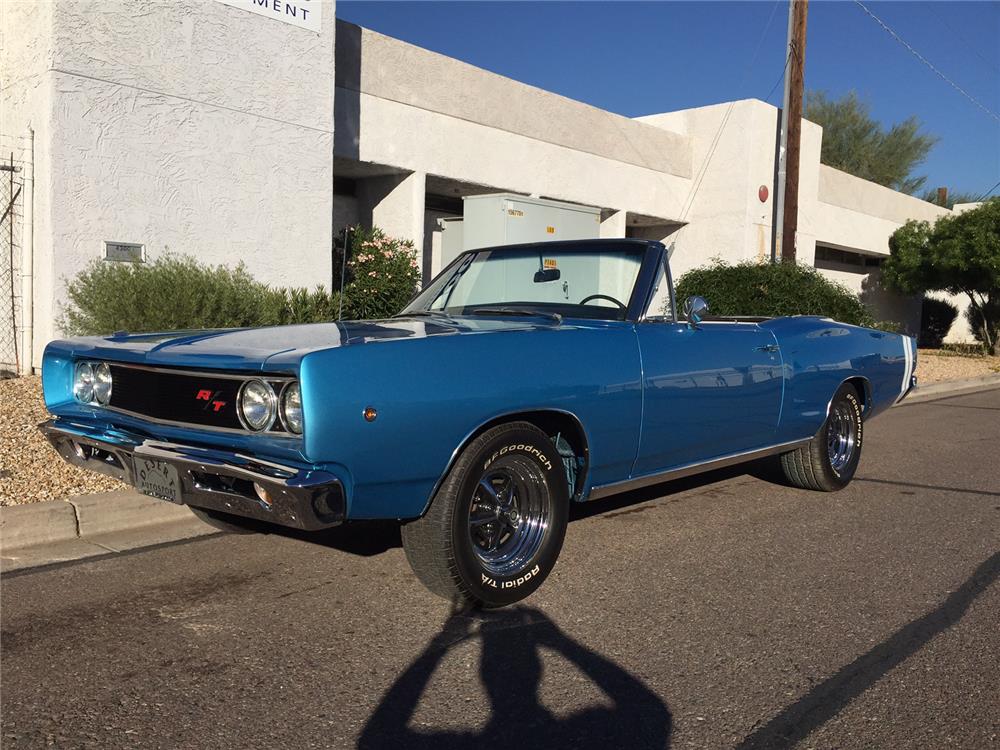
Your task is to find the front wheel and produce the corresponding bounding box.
[780,383,864,491]
[402,422,569,607]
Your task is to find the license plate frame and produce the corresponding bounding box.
[134,458,182,503]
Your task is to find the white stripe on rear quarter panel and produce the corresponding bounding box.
[898,336,913,401]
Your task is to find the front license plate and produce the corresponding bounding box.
[135,459,182,503]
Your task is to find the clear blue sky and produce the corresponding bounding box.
[338,1,1000,199]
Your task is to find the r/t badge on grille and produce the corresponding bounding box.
[195,389,227,413]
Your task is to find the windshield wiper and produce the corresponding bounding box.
[471,308,562,324]
[394,310,459,323]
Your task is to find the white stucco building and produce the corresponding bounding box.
[1,0,969,372]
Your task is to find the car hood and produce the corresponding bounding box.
[53,316,555,372]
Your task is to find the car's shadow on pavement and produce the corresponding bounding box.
[356,604,672,749]
[568,456,789,522]
[734,547,1000,749]
[266,457,790,557]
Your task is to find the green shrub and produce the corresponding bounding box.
[60,255,342,336]
[338,226,420,320]
[60,226,421,336]
[674,260,877,327]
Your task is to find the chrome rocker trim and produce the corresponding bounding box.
[588,438,812,500]
[39,419,343,531]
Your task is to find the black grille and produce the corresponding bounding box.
[108,365,287,432]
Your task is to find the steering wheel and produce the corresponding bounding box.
[579,293,627,310]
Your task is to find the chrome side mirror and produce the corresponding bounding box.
[683,296,709,328]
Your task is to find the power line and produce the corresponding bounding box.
[853,0,1000,125]
[764,50,791,104]
[975,178,1000,202]
[922,4,1000,78]
[677,1,782,224]
[745,0,782,86]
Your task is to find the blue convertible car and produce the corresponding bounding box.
[40,239,916,606]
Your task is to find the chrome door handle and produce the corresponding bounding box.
[755,344,779,352]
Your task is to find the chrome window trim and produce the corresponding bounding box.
[637,244,678,323]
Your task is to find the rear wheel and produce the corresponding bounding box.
[780,383,864,491]
[402,422,569,607]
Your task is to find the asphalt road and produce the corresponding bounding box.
[3,389,999,749]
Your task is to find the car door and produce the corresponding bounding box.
[631,261,783,476]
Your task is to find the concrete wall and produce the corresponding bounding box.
[813,166,960,337]
[335,21,691,180]
[334,21,692,229]
[1,0,56,370]
[638,99,822,276]
[2,0,337,366]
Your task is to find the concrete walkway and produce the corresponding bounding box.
[1,491,214,572]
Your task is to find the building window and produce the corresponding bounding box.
[103,241,145,263]
[814,245,883,272]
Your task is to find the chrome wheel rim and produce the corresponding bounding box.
[468,458,549,577]
[826,401,858,472]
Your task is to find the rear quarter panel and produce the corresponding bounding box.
[299,322,642,519]
[762,317,915,442]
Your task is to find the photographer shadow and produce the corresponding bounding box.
[358,605,671,750]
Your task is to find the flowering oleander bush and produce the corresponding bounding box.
[339,226,421,320]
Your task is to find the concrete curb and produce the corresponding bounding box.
[69,491,200,537]
[1,491,214,571]
[0,501,80,550]
[899,373,1000,405]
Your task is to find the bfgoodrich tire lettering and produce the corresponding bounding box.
[402,422,569,607]
[780,383,864,491]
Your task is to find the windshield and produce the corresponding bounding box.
[402,245,645,321]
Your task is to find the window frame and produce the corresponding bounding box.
[638,246,678,324]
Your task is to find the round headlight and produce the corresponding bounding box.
[238,380,276,431]
[280,382,303,435]
[74,362,95,403]
[94,362,113,405]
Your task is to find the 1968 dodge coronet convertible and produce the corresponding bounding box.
[40,239,916,606]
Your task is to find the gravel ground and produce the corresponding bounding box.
[1,348,997,506]
[0,376,124,506]
[916,348,1000,384]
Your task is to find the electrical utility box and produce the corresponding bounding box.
[464,193,600,249]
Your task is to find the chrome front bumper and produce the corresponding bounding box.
[39,420,344,531]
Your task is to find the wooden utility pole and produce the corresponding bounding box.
[776,0,808,263]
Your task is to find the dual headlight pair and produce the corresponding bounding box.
[239,379,303,435]
[74,361,113,405]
